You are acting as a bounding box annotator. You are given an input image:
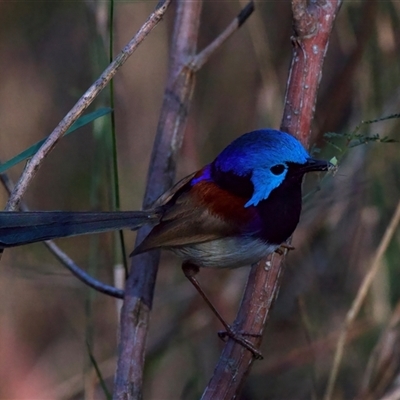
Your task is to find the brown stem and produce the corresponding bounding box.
[282,0,343,146]
[112,2,202,399]
[113,2,255,398]
[201,0,342,398]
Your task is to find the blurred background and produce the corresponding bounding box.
[0,0,399,399]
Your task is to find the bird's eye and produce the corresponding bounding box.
[270,164,285,175]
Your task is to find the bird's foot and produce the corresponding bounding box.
[275,243,295,256]
[217,327,263,359]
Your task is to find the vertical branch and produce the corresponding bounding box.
[113,2,202,399]
[113,3,254,398]
[282,0,342,145]
[201,0,342,398]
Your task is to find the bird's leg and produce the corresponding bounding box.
[182,262,263,359]
[275,242,295,255]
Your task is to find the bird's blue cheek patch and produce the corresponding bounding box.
[245,169,286,207]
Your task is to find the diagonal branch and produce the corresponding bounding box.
[0,171,124,298]
[201,0,342,398]
[191,1,254,71]
[6,0,171,211]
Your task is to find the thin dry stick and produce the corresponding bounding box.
[357,301,400,400]
[0,171,124,298]
[191,1,254,71]
[113,2,255,399]
[5,0,171,211]
[201,0,342,398]
[45,241,124,298]
[324,199,400,400]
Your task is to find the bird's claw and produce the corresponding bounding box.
[275,243,295,255]
[217,327,263,359]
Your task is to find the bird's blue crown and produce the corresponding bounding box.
[213,129,310,207]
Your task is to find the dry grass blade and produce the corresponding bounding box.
[324,199,400,400]
[357,302,400,400]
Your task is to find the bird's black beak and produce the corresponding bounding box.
[301,158,333,173]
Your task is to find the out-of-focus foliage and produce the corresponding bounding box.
[0,1,399,399]
[0,108,112,174]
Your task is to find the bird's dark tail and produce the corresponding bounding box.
[0,211,160,248]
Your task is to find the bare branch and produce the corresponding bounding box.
[44,241,124,298]
[282,0,342,145]
[113,1,255,398]
[201,254,284,399]
[202,0,342,397]
[0,171,123,298]
[191,1,254,71]
[5,0,171,211]
[291,0,319,38]
[113,3,202,399]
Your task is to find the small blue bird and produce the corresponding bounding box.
[0,129,331,357]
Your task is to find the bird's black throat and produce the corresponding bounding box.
[256,176,302,244]
[211,162,304,245]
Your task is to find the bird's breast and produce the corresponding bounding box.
[171,236,277,269]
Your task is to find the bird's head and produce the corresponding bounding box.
[212,129,332,207]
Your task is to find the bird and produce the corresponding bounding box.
[0,129,332,357]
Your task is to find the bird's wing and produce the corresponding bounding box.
[152,172,197,207]
[133,177,259,254]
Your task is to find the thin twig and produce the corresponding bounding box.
[5,0,171,211]
[191,1,254,71]
[324,199,400,400]
[44,241,124,298]
[0,171,123,299]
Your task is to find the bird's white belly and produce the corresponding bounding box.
[171,237,278,269]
